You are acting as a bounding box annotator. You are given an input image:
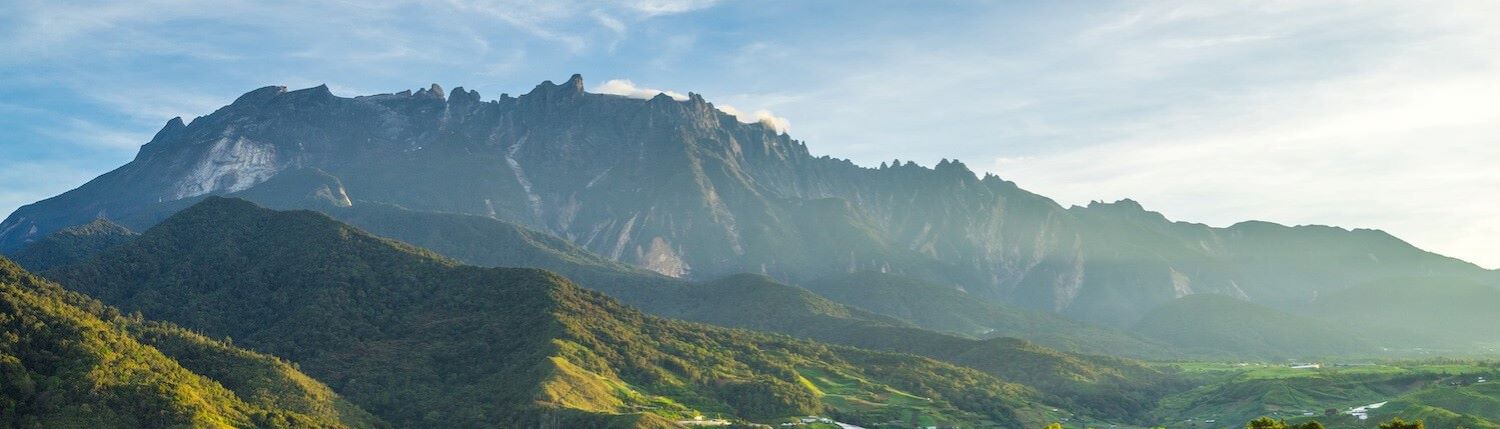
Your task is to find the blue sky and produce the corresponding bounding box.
[3,0,1499,267]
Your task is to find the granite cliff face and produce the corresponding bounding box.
[3,75,1491,324]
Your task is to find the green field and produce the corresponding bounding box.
[1137,361,1500,429]
[796,366,981,428]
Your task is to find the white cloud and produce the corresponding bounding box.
[593,79,688,100]
[591,79,790,133]
[591,9,626,35]
[716,105,790,134]
[626,0,719,17]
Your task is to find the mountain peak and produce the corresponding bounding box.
[648,92,676,102]
[148,116,186,144]
[564,73,584,92]
[415,83,445,100]
[448,85,480,104]
[525,74,586,99]
[1088,198,1145,211]
[231,85,288,105]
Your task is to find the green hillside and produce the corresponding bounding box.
[1133,294,1378,359]
[1154,362,1500,429]
[0,257,382,429]
[48,197,1064,428]
[222,194,1184,424]
[298,201,1192,424]
[1370,382,1500,429]
[5,219,136,272]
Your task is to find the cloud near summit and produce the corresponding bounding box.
[593,79,789,133]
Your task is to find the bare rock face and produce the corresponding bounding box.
[4,75,1490,325]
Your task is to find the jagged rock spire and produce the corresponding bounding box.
[564,74,584,93]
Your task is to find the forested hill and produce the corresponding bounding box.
[46,197,1066,428]
[6,219,136,272]
[0,256,384,428]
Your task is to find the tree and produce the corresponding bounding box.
[1379,418,1423,429]
[1294,421,1325,429]
[1247,417,1287,429]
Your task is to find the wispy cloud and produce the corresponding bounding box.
[715,105,790,133]
[593,79,688,100]
[983,0,1500,267]
[592,79,790,133]
[626,0,719,17]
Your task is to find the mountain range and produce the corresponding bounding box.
[2,75,1492,331]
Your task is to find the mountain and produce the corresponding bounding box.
[801,271,1172,356]
[1132,294,1377,359]
[7,76,1493,328]
[292,190,925,346]
[47,197,1066,428]
[1061,201,1496,325]
[0,256,383,428]
[1309,277,1500,350]
[4,219,136,272]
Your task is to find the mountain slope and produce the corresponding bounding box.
[1310,277,1500,349]
[0,257,382,429]
[1061,201,1497,325]
[802,271,1171,356]
[1132,294,1377,359]
[280,197,1186,423]
[308,196,923,344]
[7,77,1492,329]
[48,197,1061,428]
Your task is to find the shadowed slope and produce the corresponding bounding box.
[0,257,383,429]
[48,197,1057,428]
